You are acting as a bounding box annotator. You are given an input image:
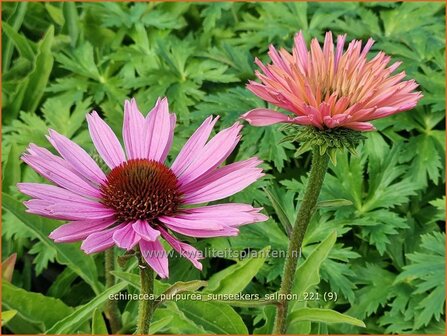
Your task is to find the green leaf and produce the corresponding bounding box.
[401,133,444,187]
[395,232,445,328]
[46,282,127,334]
[264,186,293,234]
[2,193,101,294]
[201,3,232,32]
[62,2,80,47]
[28,241,58,275]
[292,231,337,299]
[316,199,353,208]
[2,143,21,193]
[2,253,17,282]
[157,280,207,306]
[45,3,65,26]
[176,300,248,334]
[354,209,408,255]
[151,305,208,334]
[47,267,78,298]
[110,270,139,289]
[346,264,395,319]
[55,42,101,80]
[1,310,17,326]
[288,308,366,328]
[2,281,73,330]
[21,25,55,114]
[91,309,108,335]
[2,2,29,71]
[2,21,35,61]
[206,246,270,294]
[253,305,276,334]
[111,270,169,295]
[149,315,174,334]
[141,7,186,29]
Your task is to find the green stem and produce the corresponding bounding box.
[273,148,329,334]
[105,248,122,333]
[136,253,155,334]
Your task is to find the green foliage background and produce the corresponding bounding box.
[1,1,445,334]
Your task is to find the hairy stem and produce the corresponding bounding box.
[136,253,155,334]
[105,248,122,333]
[273,148,329,334]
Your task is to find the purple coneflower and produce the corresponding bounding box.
[18,98,267,278]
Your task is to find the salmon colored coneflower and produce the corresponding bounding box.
[18,98,267,278]
[242,31,422,131]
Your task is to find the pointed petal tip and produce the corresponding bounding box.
[80,242,93,254]
[48,230,57,240]
[158,269,169,279]
[195,261,203,271]
[256,213,269,222]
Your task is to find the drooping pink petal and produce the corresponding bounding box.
[86,111,126,169]
[47,129,106,185]
[180,157,262,194]
[159,227,203,270]
[132,220,160,241]
[171,116,218,176]
[163,225,239,238]
[112,224,141,250]
[22,148,100,198]
[139,239,169,278]
[179,203,268,227]
[144,97,175,162]
[81,223,126,254]
[159,215,225,231]
[177,122,243,186]
[159,215,239,238]
[123,98,146,159]
[241,108,292,126]
[49,218,116,243]
[180,158,264,204]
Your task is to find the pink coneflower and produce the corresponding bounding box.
[18,98,267,278]
[242,31,422,131]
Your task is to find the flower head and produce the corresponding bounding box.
[18,98,267,278]
[242,31,422,131]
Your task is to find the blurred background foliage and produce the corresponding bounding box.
[1,1,445,334]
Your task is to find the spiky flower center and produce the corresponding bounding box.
[100,159,182,222]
